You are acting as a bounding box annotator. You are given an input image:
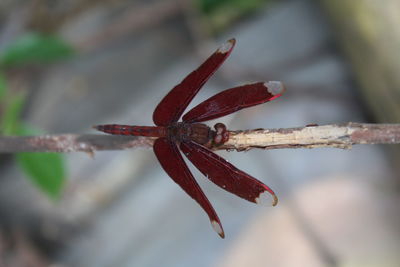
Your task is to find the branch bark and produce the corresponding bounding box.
[0,123,399,153]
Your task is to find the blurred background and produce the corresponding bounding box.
[0,0,399,266]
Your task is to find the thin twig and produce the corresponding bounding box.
[0,123,399,153]
[0,134,154,153]
[220,122,400,151]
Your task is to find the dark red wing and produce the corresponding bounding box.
[152,39,236,126]
[180,141,278,206]
[182,81,285,123]
[153,137,225,238]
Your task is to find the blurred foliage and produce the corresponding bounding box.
[0,33,72,199]
[0,91,25,136]
[198,0,273,32]
[0,72,6,100]
[0,33,73,68]
[16,126,66,200]
[16,151,65,199]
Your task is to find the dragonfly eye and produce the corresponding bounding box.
[213,123,229,145]
[214,123,226,133]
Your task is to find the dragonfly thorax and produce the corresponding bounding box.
[167,122,228,146]
[167,122,211,145]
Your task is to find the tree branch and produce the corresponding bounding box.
[220,122,400,151]
[0,123,399,153]
[0,134,155,153]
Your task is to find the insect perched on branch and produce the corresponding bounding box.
[94,39,285,238]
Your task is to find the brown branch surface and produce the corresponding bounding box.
[0,134,155,153]
[0,123,399,153]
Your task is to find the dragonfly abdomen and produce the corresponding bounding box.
[94,124,166,137]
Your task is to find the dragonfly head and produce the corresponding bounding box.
[212,123,229,145]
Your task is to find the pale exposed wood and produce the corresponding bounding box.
[220,123,400,151]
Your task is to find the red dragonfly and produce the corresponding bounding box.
[94,39,285,238]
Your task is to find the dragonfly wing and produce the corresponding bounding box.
[153,137,225,238]
[153,39,236,126]
[180,141,278,206]
[182,81,285,123]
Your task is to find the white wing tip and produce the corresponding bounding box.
[264,81,285,96]
[255,191,278,206]
[217,39,235,54]
[211,220,225,238]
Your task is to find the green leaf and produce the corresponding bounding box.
[16,152,65,199]
[0,72,6,99]
[0,92,25,135]
[0,33,73,68]
[15,125,66,199]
